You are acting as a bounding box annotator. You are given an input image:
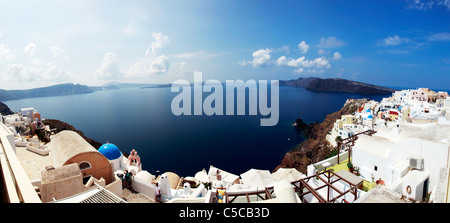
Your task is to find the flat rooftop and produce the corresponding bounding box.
[354,122,450,159]
[15,145,52,181]
[355,185,414,203]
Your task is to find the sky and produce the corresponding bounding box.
[0,0,449,90]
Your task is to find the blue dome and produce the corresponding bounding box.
[367,115,373,119]
[98,143,122,160]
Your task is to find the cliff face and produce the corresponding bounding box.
[0,101,13,116]
[42,119,102,149]
[279,77,395,95]
[306,78,395,95]
[274,98,369,174]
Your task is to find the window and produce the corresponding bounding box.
[79,161,91,170]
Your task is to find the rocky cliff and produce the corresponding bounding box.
[274,98,369,174]
[279,77,395,95]
[306,78,395,95]
[0,101,13,116]
[42,119,102,149]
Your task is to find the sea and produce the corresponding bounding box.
[4,86,389,177]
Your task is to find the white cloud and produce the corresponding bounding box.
[149,54,170,74]
[124,55,170,77]
[272,45,290,54]
[179,61,186,70]
[124,32,171,78]
[1,44,72,82]
[5,63,68,82]
[277,55,305,67]
[333,52,342,60]
[297,41,309,54]
[238,60,247,66]
[0,44,15,63]
[251,48,271,67]
[294,68,303,73]
[145,32,170,57]
[277,55,331,69]
[294,67,325,75]
[5,64,40,81]
[381,35,405,46]
[95,52,123,80]
[173,51,206,59]
[93,33,173,79]
[50,46,70,62]
[174,51,231,60]
[317,49,329,55]
[428,32,450,41]
[406,0,435,10]
[24,42,38,56]
[318,36,344,48]
[441,0,450,9]
[238,48,272,67]
[311,57,331,68]
[405,0,450,10]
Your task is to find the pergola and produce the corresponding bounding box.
[337,129,376,164]
[293,169,363,203]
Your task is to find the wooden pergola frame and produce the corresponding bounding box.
[292,170,362,203]
[337,129,376,164]
[217,170,364,203]
[217,187,274,203]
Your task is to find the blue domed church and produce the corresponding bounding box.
[98,142,123,171]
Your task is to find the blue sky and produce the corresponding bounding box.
[0,0,449,90]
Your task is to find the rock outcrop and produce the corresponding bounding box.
[274,98,369,174]
[42,119,102,149]
[292,118,309,130]
[0,101,13,116]
[279,77,395,95]
[306,78,395,95]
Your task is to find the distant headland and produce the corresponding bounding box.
[0,83,93,101]
[278,77,396,95]
[0,82,172,102]
[0,77,395,102]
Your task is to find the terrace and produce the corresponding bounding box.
[324,158,376,192]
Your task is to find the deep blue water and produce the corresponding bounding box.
[5,86,388,177]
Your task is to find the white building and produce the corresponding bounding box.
[352,122,450,201]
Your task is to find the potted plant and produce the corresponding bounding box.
[347,161,354,172]
[335,136,343,144]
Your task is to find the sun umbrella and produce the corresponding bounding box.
[208,165,240,184]
[240,168,275,188]
[272,168,305,182]
[194,169,210,183]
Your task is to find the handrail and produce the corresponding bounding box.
[0,123,41,203]
[0,145,20,203]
